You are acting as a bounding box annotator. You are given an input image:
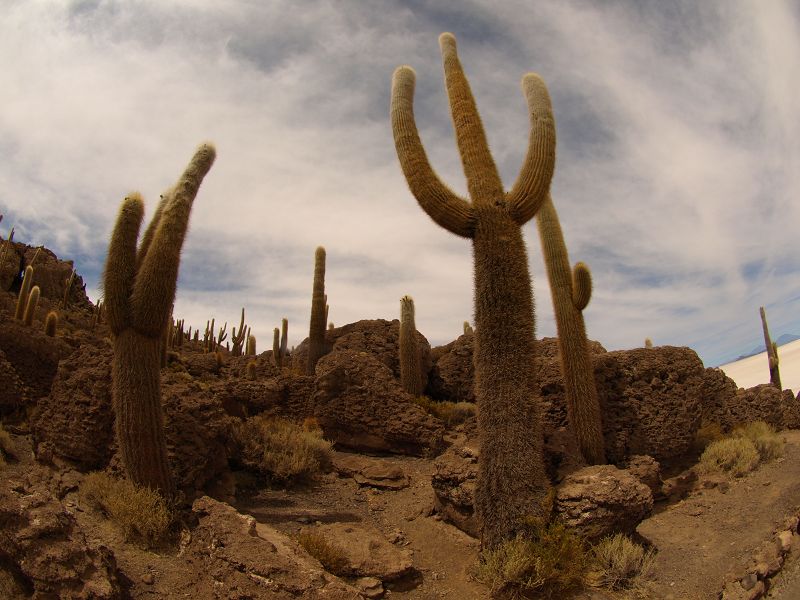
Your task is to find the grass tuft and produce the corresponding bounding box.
[80,472,172,547]
[475,520,586,599]
[412,396,476,427]
[697,437,760,477]
[731,421,784,462]
[233,416,332,481]
[297,530,349,576]
[587,533,655,590]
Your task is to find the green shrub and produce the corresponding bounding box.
[587,533,655,590]
[475,520,586,599]
[413,396,476,426]
[297,530,349,576]
[697,437,760,477]
[80,472,172,547]
[233,416,332,481]
[731,421,784,462]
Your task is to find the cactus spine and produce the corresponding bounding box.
[307,246,327,374]
[391,33,555,549]
[23,285,40,326]
[44,310,58,336]
[103,143,215,496]
[536,195,605,465]
[14,265,33,320]
[760,306,781,389]
[399,295,423,396]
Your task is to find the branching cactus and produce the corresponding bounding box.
[103,143,215,496]
[760,306,781,389]
[307,246,327,374]
[231,308,247,356]
[391,33,555,549]
[536,195,605,464]
[399,295,423,396]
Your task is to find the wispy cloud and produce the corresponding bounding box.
[1,0,798,367]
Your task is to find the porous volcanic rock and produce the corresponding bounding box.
[593,346,707,464]
[293,319,433,387]
[554,464,653,542]
[699,367,740,427]
[0,348,28,418]
[1,242,91,307]
[189,496,363,599]
[431,445,480,538]
[725,384,797,430]
[0,470,123,598]
[32,341,115,470]
[427,333,475,403]
[623,455,662,497]
[213,372,315,421]
[0,317,71,400]
[311,350,444,456]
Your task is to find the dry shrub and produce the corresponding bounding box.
[80,472,172,547]
[731,421,784,462]
[413,396,476,427]
[233,416,332,481]
[587,533,655,590]
[697,437,760,477]
[0,425,14,468]
[693,421,724,452]
[297,530,348,576]
[475,520,586,599]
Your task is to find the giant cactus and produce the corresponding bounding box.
[307,246,327,374]
[536,195,605,464]
[399,295,423,396]
[760,306,781,389]
[391,33,555,549]
[103,143,215,496]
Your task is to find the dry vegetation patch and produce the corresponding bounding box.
[80,472,172,547]
[698,421,784,477]
[412,396,476,427]
[587,533,655,591]
[232,415,332,481]
[297,530,349,576]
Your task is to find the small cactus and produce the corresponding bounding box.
[644,338,653,349]
[463,321,473,335]
[273,327,281,368]
[399,295,423,395]
[760,306,781,389]
[246,334,256,356]
[23,285,40,326]
[307,247,327,374]
[246,360,257,380]
[14,265,33,321]
[44,311,58,336]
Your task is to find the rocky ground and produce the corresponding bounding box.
[4,240,800,599]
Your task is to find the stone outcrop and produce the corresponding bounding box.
[554,464,653,542]
[0,348,28,418]
[427,333,475,403]
[0,318,71,401]
[431,445,480,538]
[213,373,315,421]
[311,350,444,456]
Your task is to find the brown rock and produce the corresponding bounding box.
[430,445,479,538]
[427,333,475,403]
[213,372,315,421]
[0,348,28,418]
[0,318,71,400]
[353,464,409,490]
[623,455,662,497]
[700,367,739,426]
[555,464,653,542]
[311,350,444,456]
[301,522,413,581]
[725,384,791,430]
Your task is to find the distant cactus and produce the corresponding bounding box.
[103,143,215,496]
[328,322,335,331]
[280,318,288,365]
[246,334,256,356]
[246,360,257,380]
[14,265,33,320]
[23,285,40,326]
[644,338,653,349]
[536,195,605,465]
[231,308,247,356]
[44,311,58,336]
[62,269,76,309]
[760,306,781,389]
[463,321,473,335]
[399,295,423,396]
[273,327,281,367]
[391,33,555,548]
[307,247,327,374]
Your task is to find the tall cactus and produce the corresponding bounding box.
[391,33,555,549]
[399,295,423,396]
[23,285,40,326]
[307,246,327,374]
[760,306,781,389]
[14,265,33,320]
[280,318,289,365]
[273,327,282,367]
[103,143,215,496]
[536,195,605,465]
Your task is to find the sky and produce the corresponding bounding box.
[1,0,799,367]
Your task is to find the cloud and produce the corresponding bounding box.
[1,0,798,368]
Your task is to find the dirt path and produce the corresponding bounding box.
[637,430,800,600]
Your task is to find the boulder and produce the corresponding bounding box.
[299,522,413,582]
[189,497,363,599]
[431,445,480,538]
[0,348,28,418]
[293,320,433,387]
[32,342,115,470]
[332,454,410,490]
[623,455,662,497]
[213,372,315,421]
[427,333,475,403]
[0,471,123,598]
[554,464,653,542]
[725,384,794,430]
[700,367,739,427]
[311,350,445,456]
[0,318,71,401]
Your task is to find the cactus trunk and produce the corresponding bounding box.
[399,296,423,396]
[536,195,605,464]
[760,306,781,389]
[307,247,327,374]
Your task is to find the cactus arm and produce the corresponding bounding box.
[506,74,557,225]
[131,144,216,337]
[135,192,169,270]
[104,195,144,335]
[572,262,592,311]
[439,33,504,205]
[391,66,475,238]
